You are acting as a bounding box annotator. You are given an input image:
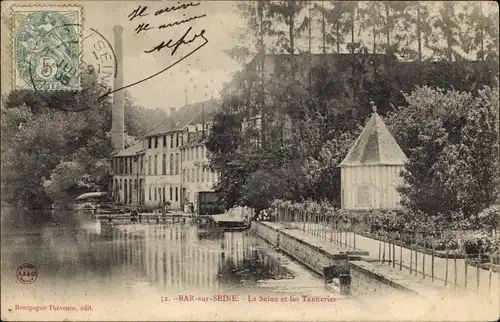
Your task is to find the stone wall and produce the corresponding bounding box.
[251,221,280,246]
[278,230,348,276]
[347,261,419,297]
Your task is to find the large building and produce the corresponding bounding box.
[111,99,219,211]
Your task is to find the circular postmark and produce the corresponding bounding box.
[16,263,38,284]
[16,16,117,111]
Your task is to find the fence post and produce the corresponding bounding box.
[453,250,458,289]
[378,240,381,262]
[400,232,403,271]
[489,254,492,295]
[422,238,426,278]
[445,249,449,287]
[353,230,356,251]
[392,235,396,268]
[431,240,435,281]
[415,235,418,276]
[388,235,392,266]
[477,249,481,292]
[464,252,468,289]
[410,235,413,273]
[382,235,386,263]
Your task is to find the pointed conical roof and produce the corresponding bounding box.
[339,109,407,167]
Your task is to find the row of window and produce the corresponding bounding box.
[113,179,180,204]
[147,153,180,176]
[113,156,143,175]
[148,186,179,203]
[114,178,143,204]
[183,167,217,183]
[183,145,207,162]
[114,148,209,176]
[148,133,181,149]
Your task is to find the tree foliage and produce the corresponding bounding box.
[386,86,499,229]
[1,78,151,209]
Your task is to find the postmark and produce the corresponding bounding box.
[12,6,83,91]
[16,263,38,284]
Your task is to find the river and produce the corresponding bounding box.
[1,210,368,321]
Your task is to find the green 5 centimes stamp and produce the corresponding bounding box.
[12,6,83,91]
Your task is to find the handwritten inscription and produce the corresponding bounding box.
[100,2,208,100]
[127,3,208,55]
[144,27,206,55]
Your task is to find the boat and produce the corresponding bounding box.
[74,192,129,217]
[194,213,250,233]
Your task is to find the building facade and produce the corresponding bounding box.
[111,100,219,211]
[181,123,219,211]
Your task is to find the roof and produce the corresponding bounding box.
[338,111,407,167]
[75,192,109,201]
[144,99,217,137]
[182,137,207,149]
[113,142,144,157]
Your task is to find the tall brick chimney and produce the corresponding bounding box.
[111,25,125,152]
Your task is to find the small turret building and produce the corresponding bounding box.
[338,103,408,211]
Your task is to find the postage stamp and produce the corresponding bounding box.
[11,5,83,91]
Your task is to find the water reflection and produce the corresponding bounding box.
[2,212,295,296]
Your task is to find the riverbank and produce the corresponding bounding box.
[250,221,481,300]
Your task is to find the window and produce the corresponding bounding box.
[169,187,173,200]
[163,135,167,147]
[162,188,165,203]
[175,153,179,175]
[192,169,195,182]
[154,155,158,175]
[148,156,151,175]
[356,186,370,206]
[169,154,174,174]
[130,157,133,174]
[158,188,161,202]
[196,146,199,159]
[148,138,152,149]
[154,188,157,201]
[212,171,216,182]
[183,169,186,182]
[187,169,190,182]
[155,137,158,148]
[148,187,151,201]
[162,154,166,175]
[134,179,137,190]
[175,187,178,201]
[176,133,179,147]
[129,181,133,204]
[201,168,204,182]
[196,168,199,182]
[170,135,174,148]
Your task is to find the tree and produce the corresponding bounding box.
[386,86,499,227]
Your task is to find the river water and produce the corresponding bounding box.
[1,210,368,321]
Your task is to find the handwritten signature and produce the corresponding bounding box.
[99,3,208,101]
